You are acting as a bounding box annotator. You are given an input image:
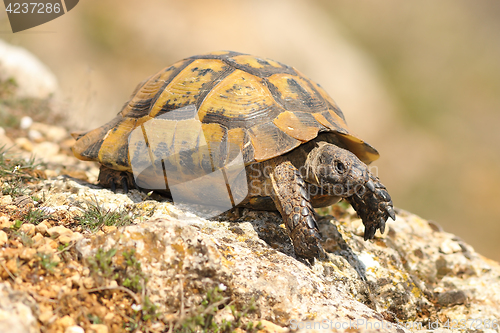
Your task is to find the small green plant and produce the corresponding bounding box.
[86,247,160,331]
[57,242,71,253]
[9,208,49,233]
[87,247,149,295]
[24,208,50,225]
[87,313,102,325]
[226,302,262,332]
[141,296,159,321]
[87,247,119,281]
[0,147,43,197]
[38,253,58,273]
[76,198,135,232]
[121,249,147,293]
[10,219,23,231]
[173,285,262,333]
[125,295,161,332]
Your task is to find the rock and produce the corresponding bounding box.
[69,273,82,288]
[5,259,17,275]
[36,238,58,254]
[58,234,72,244]
[55,315,75,330]
[32,142,59,161]
[38,309,54,324]
[77,217,407,332]
[35,220,50,235]
[0,283,38,333]
[27,130,43,143]
[14,138,33,152]
[89,324,108,333]
[103,312,114,321]
[2,173,500,331]
[82,277,95,289]
[65,326,84,333]
[437,290,467,307]
[47,226,73,240]
[19,223,35,236]
[439,238,462,254]
[19,248,36,261]
[30,122,68,143]
[13,196,33,208]
[70,231,83,243]
[0,214,12,228]
[16,175,492,332]
[0,134,14,151]
[38,206,57,215]
[19,116,33,130]
[259,319,288,332]
[0,230,7,246]
[31,233,43,245]
[0,39,58,99]
[101,225,117,233]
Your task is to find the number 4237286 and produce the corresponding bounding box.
[5,2,62,14]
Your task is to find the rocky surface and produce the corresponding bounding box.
[0,142,500,332]
[1,47,499,333]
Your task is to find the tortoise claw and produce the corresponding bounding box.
[386,205,396,220]
[364,224,377,240]
[379,189,391,202]
[110,180,117,193]
[109,177,130,193]
[122,178,129,193]
[379,216,386,234]
[365,180,376,192]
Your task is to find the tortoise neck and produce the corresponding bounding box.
[303,142,327,186]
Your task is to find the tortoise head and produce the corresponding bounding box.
[304,141,396,237]
[304,142,371,197]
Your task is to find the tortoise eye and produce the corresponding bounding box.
[335,161,345,173]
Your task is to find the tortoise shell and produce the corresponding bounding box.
[72,51,379,175]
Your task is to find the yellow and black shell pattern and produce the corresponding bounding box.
[72,51,379,175]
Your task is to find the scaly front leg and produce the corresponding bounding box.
[270,161,325,260]
[347,173,395,240]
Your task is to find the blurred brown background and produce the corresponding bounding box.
[1,0,499,261]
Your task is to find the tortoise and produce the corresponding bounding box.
[72,51,395,260]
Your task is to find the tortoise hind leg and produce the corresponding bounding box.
[269,161,325,260]
[97,165,135,192]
